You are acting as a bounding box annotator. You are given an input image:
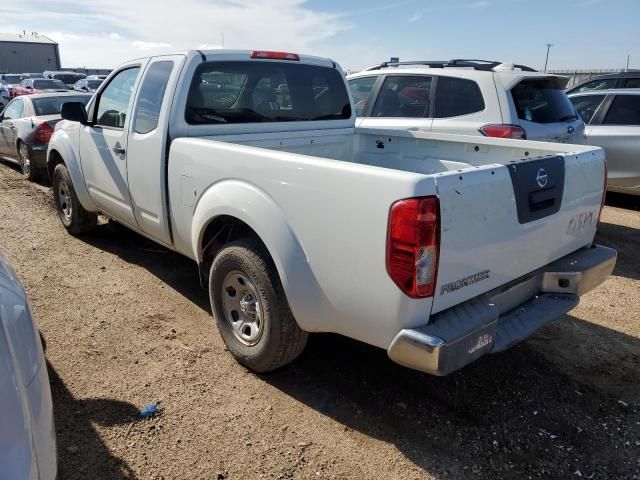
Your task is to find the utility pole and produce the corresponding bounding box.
[544,43,554,72]
[625,54,630,71]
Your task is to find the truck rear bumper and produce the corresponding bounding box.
[387,244,617,376]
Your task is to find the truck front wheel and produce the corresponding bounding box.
[52,164,97,235]
[209,240,308,372]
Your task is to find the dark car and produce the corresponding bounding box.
[0,92,91,181]
[21,72,44,79]
[43,71,86,88]
[73,78,103,93]
[567,72,640,95]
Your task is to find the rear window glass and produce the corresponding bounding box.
[371,76,431,118]
[434,76,484,118]
[2,75,22,84]
[603,95,640,126]
[624,78,640,88]
[34,79,68,90]
[32,95,90,116]
[511,79,577,124]
[570,94,605,124]
[186,61,351,124]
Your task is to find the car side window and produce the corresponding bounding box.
[347,76,378,116]
[574,78,617,93]
[569,95,605,124]
[371,76,432,118]
[94,67,141,128]
[133,61,174,134]
[623,78,640,88]
[603,95,640,126]
[434,77,485,118]
[3,99,24,120]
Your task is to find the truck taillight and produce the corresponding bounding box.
[479,124,526,140]
[34,122,54,143]
[598,159,607,224]
[386,196,440,298]
[250,51,300,61]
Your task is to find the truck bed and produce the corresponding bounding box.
[170,128,604,347]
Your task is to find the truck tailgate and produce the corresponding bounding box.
[431,150,605,314]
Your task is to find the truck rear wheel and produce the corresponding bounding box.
[209,240,308,372]
[52,164,97,235]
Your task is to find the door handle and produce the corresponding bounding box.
[112,144,125,155]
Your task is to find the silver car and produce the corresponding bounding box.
[0,92,91,181]
[569,89,640,195]
[0,251,57,479]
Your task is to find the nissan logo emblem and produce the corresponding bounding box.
[536,168,548,188]
[567,125,575,134]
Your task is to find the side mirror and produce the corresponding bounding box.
[61,102,88,124]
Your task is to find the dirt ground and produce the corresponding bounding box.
[0,161,639,480]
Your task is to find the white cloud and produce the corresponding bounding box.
[132,40,172,51]
[408,12,423,23]
[0,0,352,68]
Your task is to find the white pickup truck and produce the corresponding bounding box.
[47,49,616,376]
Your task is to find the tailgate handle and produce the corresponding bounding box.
[529,188,556,211]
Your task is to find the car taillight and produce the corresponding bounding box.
[386,196,440,298]
[34,122,54,143]
[250,51,300,61]
[598,159,607,224]
[479,124,527,140]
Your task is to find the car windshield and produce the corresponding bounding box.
[54,74,84,84]
[186,61,351,124]
[511,78,578,124]
[32,95,90,116]
[87,80,103,89]
[34,79,69,90]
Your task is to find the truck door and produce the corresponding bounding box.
[79,65,143,228]
[126,55,185,246]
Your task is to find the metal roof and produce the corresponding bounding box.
[0,32,57,45]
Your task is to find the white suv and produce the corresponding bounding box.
[347,59,585,143]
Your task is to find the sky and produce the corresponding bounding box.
[1,0,639,72]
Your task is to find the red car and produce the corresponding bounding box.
[12,78,69,98]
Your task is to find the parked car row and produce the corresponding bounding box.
[0,72,105,103]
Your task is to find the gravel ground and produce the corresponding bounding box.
[0,161,639,480]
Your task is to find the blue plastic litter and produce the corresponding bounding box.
[138,402,160,419]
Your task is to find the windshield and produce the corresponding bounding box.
[34,79,69,90]
[32,95,90,116]
[511,78,577,124]
[2,75,23,85]
[54,73,84,84]
[87,80,103,89]
[186,61,351,124]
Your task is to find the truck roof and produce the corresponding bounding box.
[119,49,339,70]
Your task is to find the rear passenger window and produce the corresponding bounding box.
[434,77,484,118]
[133,61,174,134]
[569,95,605,124]
[371,76,431,118]
[624,78,640,88]
[347,76,378,116]
[603,95,640,126]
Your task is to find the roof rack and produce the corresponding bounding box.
[363,59,537,72]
